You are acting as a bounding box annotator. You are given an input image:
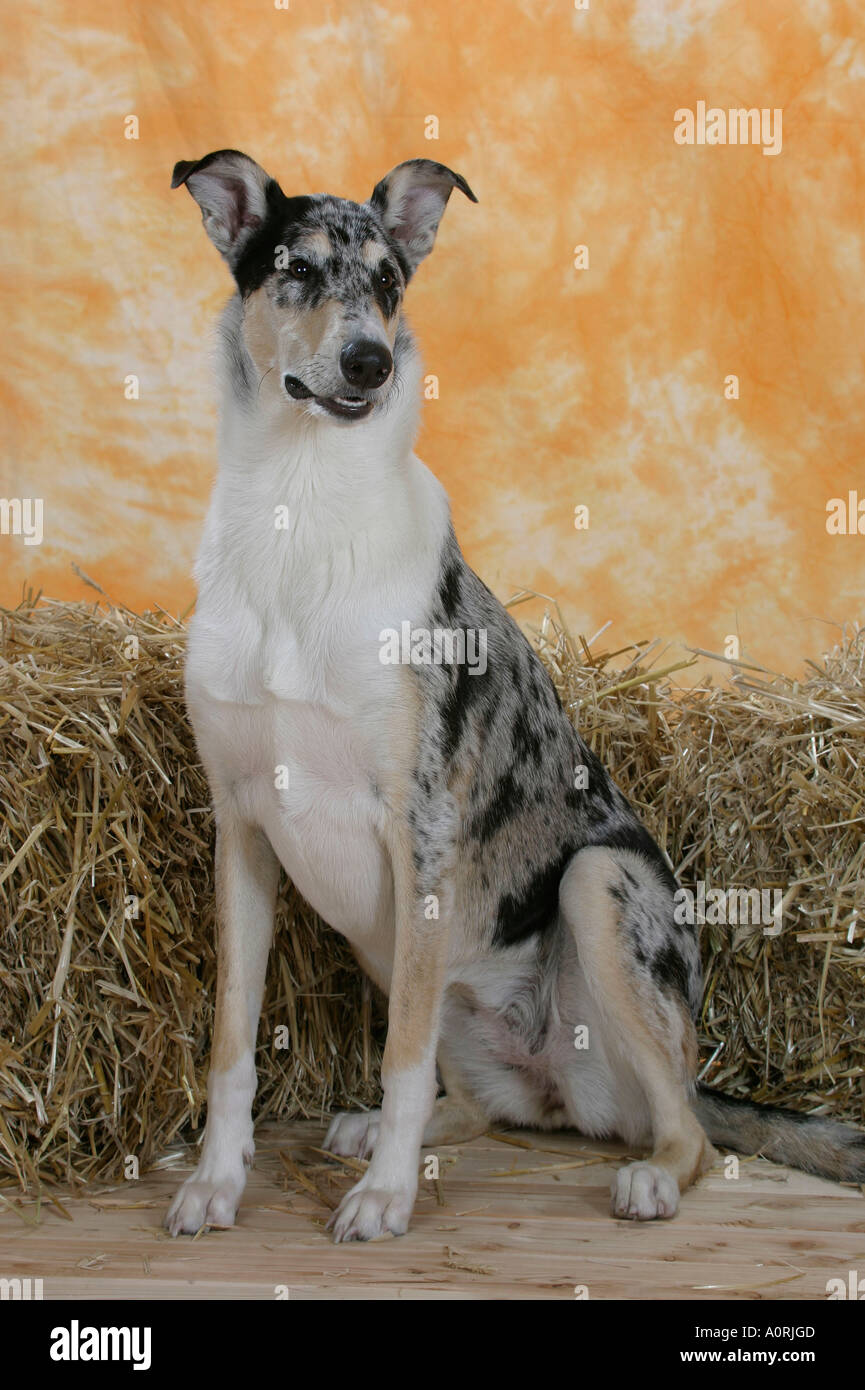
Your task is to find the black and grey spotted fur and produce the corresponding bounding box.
[408,529,865,1183]
[417,528,697,976]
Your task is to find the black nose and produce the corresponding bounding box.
[339,339,393,390]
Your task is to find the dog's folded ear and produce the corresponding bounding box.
[171,149,277,269]
[369,159,477,279]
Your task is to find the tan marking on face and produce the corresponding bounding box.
[362,240,401,330]
[362,238,390,268]
[243,287,347,388]
[294,228,333,260]
[372,301,399,338]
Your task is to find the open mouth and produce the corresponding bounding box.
[283,376,374,421]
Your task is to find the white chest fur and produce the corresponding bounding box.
[185,391,449,953]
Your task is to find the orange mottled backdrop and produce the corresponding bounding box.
[1,0,863,676]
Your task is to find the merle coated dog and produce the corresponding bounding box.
[166,150,865,1241]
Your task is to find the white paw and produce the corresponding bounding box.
[164,1160,249,1237]
[328,1176,415,1243]
[610,1162,680,1221]
[324,1109,381,1160]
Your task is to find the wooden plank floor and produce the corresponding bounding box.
[2,1120,863,1300]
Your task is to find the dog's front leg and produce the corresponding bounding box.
[165,819,279,1235]
[330,828,451,1243]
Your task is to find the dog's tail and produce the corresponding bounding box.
[693,1084,865,1183]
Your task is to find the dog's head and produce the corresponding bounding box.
[172,149,476,423]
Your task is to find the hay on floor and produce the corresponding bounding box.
[0,594,863,1189]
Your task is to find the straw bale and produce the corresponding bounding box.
[1,595,862,1187]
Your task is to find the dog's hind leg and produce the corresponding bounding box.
[326,1097,485,1159]
[326,1043,488,1160]
[559,845,714,1220]
[422,1048,490,1145]
[165,819,279,1235]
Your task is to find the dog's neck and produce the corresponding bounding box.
[198,295,442,594]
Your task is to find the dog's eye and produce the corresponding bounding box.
[288,258,311,280]
[378,269,395,291]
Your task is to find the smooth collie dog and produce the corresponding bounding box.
[166,149,865,1241]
